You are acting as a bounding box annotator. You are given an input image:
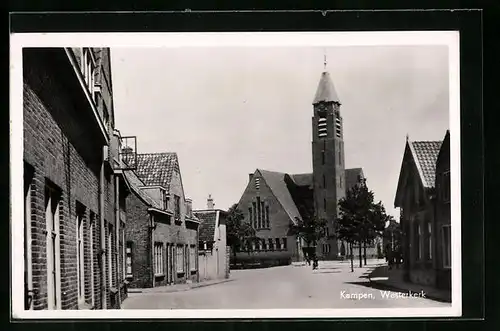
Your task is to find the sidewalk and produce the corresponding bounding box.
[367,265,451,303]
[127,278,234,294]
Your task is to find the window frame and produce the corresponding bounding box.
[125,242,133,278]
[154,242,165,277]
[428,222,433,260]
[442,225,451,268]
[89,213,95,306]
[176,245,185,274]
[189,245,196,271]
[76,206,85,304]
[45,184,61,310]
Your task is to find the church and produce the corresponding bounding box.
[235,68,367,266]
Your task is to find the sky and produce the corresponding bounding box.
[110,45,450,219]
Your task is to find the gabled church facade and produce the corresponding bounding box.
[235,69,367,264]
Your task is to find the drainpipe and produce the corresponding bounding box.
[100,147,107,309]
[149,214,155,287]
[115,175,121,307]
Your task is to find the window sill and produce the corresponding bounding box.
[154,273,165,278]
[176,271,185,276]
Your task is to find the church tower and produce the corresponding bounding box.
[311,70,345,260]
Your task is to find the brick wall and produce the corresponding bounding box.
[237,172,298,266]
[23,48,126,310]
[124,192,152,289]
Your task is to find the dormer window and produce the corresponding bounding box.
[80,48,97,102]
[162,191,169,210]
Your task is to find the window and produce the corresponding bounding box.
[257,197,261,228]
[45,184,61,310]
[428,222,432,260]
[318,115,327,138]
[108,225,114,287]
[121,222,125,281]
[252,202,257,228]
[325,226,329,238]
[281,238,286,250]
[76,204,85,303]
[268,238,274,251]
[154,242,164,276]
[324,198,327,211]
[176,245,184,273]
[251,241,256,251]
[248,207,253,226]
[442,171,450,202]
[255,177,260,190]
[275,238,280,250]
[190,245,196,271]
[257,239,262,251]
[335,116,342,138]
[81,48,96,101]
[89,213,95,306]
[174,195,181,221]
[417,223,422,260]
[262,239,267,251]
[265,205,270,228]
[338,143,342,165]
[163,191,169,210]
[126,242,133,278]
[339,175,343,189]
[442,225,451,268]
[323,175,326,188]
[321,150,325,165]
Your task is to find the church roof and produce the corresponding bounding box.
[345,168,365,191]
[290,173,314,188]
[313,71,341,104]
[135,153,179,192]
[258,169,302,225]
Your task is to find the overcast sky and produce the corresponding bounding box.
[110,45,449,218]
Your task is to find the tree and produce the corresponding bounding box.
[337,178,390,268]
[226,204,258,264]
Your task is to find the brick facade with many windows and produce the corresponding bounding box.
[23,47,130,310]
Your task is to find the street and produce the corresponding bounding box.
[122,260,450,309]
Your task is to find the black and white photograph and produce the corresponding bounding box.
[10,31,461,319]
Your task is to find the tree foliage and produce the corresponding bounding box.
[335,178,391,269]
[226,204,258,257]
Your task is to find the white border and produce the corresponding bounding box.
[10,31,461,319]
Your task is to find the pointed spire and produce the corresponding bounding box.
[323,51,328,71]
[406,134,410,142]
[313,71,341,105]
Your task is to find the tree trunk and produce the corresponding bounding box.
[349,242,354,272]
[363,241,367,266]
[358,241,363,268]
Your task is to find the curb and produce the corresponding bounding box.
[128,279,234,294]
[368,278,451,303]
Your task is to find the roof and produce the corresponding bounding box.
[313,71,341,104]
[290,173,313,188]
[408,140,442,188]
[193,210,217,242]
[135,153,179,191]
[345,168,364,191]
[258,169,302,225]
[123,170,162,209]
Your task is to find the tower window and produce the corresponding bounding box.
[322,150,325,165]
[323,175,326,188]
[335,116,342,138]
[255,177,260,190]
[318,116,327,138]
[324,198,327,211]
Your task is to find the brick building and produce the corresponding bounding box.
[124,153,200,289]
[235,70,367,265]
[23,47,134,310]
[194,197,230,282]
[394,131,451,291]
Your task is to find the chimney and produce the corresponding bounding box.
[207,194,214,210]
[185,198,193,218]
[249,173,254,182]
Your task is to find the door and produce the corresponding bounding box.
[24,169,34,310]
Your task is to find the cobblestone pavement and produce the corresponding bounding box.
[121,259,451,309]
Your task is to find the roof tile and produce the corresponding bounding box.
[193,211,217,243]
[135,153,179,191]
[409,141,442,188]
